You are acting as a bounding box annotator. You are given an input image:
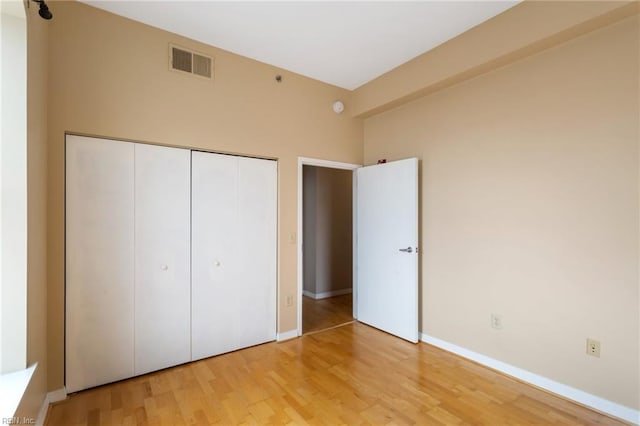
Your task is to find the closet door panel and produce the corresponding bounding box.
[191,152,239,360]
[66,135,134,393]
[236,157,277,345]
[191,152,277,360]
[134,144,191,375]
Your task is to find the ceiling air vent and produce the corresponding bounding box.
[170,45,213,79]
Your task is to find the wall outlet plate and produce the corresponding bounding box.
[491,314,502,330]
[586,338,601,357]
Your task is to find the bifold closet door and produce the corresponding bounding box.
[134,144,191,375]
[66,135,135,393]
[191,152,277,361]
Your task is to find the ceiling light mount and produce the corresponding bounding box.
[31,0,53,20]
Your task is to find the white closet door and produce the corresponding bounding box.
[134,144,191,375]
[66,135,135,393]
[236,156,277,346]
[191,152,277,360]
[191,152,238,360]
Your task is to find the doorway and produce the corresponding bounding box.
[297,158,360,336]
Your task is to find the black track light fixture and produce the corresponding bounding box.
[31,0,53,20]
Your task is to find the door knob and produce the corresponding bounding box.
[399,247,413,253]
[161,264,168,271]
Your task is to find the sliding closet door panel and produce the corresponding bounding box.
[134,144,191,375]
[191,152,239,360]
[191,152,277,360]
[66,135,134,393]
[236,157,277,345]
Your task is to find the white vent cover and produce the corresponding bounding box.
[170,45,213,79]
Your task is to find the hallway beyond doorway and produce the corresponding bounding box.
[302,294,353,334]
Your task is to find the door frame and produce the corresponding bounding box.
[296,157,361,336]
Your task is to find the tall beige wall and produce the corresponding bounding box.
[303,166,353,296]
[46,1,362,391]
[15,0,49,419]
[363,14,639,410]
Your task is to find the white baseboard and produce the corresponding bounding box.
[420,333,639,425]
[303,288,352,300]
[36,387,66,426]
[276,329,299,342]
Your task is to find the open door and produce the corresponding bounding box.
[355,158,419,343]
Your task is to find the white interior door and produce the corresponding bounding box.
[66,135,135,392]
[134,144,191,375]
[356,158,419,343]
[191,152,277,360]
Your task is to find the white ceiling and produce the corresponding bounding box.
[80,1,520,90]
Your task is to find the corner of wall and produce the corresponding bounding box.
[20,0,50,420]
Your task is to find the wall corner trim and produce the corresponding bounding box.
[276,330,299,342]
[420,333,640,425]
[36,387,67,426]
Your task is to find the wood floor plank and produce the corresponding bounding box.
[302,294,353,334]
[46,322,629,425]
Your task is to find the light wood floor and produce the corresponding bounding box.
[302,294,353,334]
[46,322,626,426]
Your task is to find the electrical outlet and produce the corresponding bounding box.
[286,295,294,307]
[491,314,503,330]
[586,339,601,358]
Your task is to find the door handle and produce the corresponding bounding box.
[399,247,413,253]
